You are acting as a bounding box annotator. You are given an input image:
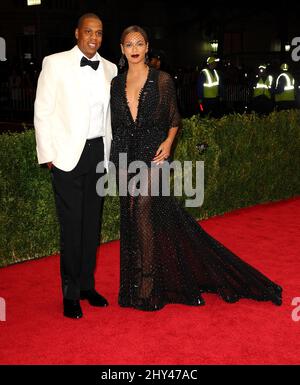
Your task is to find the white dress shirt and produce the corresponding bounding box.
[75,46,105,139]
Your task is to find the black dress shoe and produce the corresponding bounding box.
[272,295,282,306]
[80,289,109,307]
[63,299,83,319]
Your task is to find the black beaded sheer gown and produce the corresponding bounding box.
[110,67,282,311]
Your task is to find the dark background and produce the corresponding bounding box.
[0,0,300,124]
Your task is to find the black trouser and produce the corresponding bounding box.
[201,98,221,118]
[251,96,273,115]
[275,101,296,111]
[51,137,105,300]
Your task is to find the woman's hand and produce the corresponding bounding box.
[153,138,173,165]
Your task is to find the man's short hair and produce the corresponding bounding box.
[77,13,102,28]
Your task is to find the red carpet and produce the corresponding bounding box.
[1,197,300,365]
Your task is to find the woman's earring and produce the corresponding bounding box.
[118,54,126,69]
[144,53,149,64]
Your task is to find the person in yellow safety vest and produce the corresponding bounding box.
[197,56,221,117]
[274,63,296,111]
[251,64,274,114]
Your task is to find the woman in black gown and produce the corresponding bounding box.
[110,25,282,311]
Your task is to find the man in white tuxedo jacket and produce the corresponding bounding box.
[34,13,117,319]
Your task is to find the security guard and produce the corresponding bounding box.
[197,56,221,117]
[274,63,296,110]
[148,52,161,70]
[251,64,274,114]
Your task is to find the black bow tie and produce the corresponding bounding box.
[80,56,99,70]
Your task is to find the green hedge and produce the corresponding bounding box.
[1,111,300,267]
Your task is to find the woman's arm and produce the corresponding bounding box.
[153,126,178,164]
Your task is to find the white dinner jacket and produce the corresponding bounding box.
[34,46,118,171]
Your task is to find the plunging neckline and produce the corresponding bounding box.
[124,66,151,125]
